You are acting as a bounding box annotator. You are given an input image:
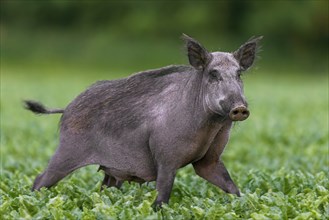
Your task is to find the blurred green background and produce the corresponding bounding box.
[1,0,328,75]
[1,1,328,218]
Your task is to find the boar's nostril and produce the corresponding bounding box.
[229,106,250,121]
[242,110,249,115]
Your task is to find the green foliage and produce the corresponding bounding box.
[1,66,328,219]
[1,1,328,73]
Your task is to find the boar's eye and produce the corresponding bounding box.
[237,70,242,79]
[209,70,223,81]
[209,70,217,78]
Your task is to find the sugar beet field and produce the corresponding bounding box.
[1,67,328,219]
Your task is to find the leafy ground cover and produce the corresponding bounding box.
[1,66,328,219]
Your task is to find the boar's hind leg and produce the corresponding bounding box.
[193,160,240,196]
[32,147,89,191]
[32,168,73,191]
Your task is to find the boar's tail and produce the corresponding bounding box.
[23,100,64,114]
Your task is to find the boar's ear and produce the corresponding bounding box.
[182,34,211,71]
[233,36,263,71]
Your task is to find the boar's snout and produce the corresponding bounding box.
[229,105,250,121]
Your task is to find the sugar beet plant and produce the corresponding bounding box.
[1,65,328,219]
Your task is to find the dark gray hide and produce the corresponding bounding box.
[26,34,262,207]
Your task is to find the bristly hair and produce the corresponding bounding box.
[248,35,263,62]
[232,35,263,72]
[24,100,48,114]
[23,100,64,114]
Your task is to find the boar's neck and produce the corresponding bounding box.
[182,68,219,126]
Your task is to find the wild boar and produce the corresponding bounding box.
[25,34,262,207]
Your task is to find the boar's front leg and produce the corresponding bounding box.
[193,159,240,196]
[193,123,240,196]
[153,165,176,208]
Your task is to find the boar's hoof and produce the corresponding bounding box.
[226,184,241,197]
[152,201,164,211]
